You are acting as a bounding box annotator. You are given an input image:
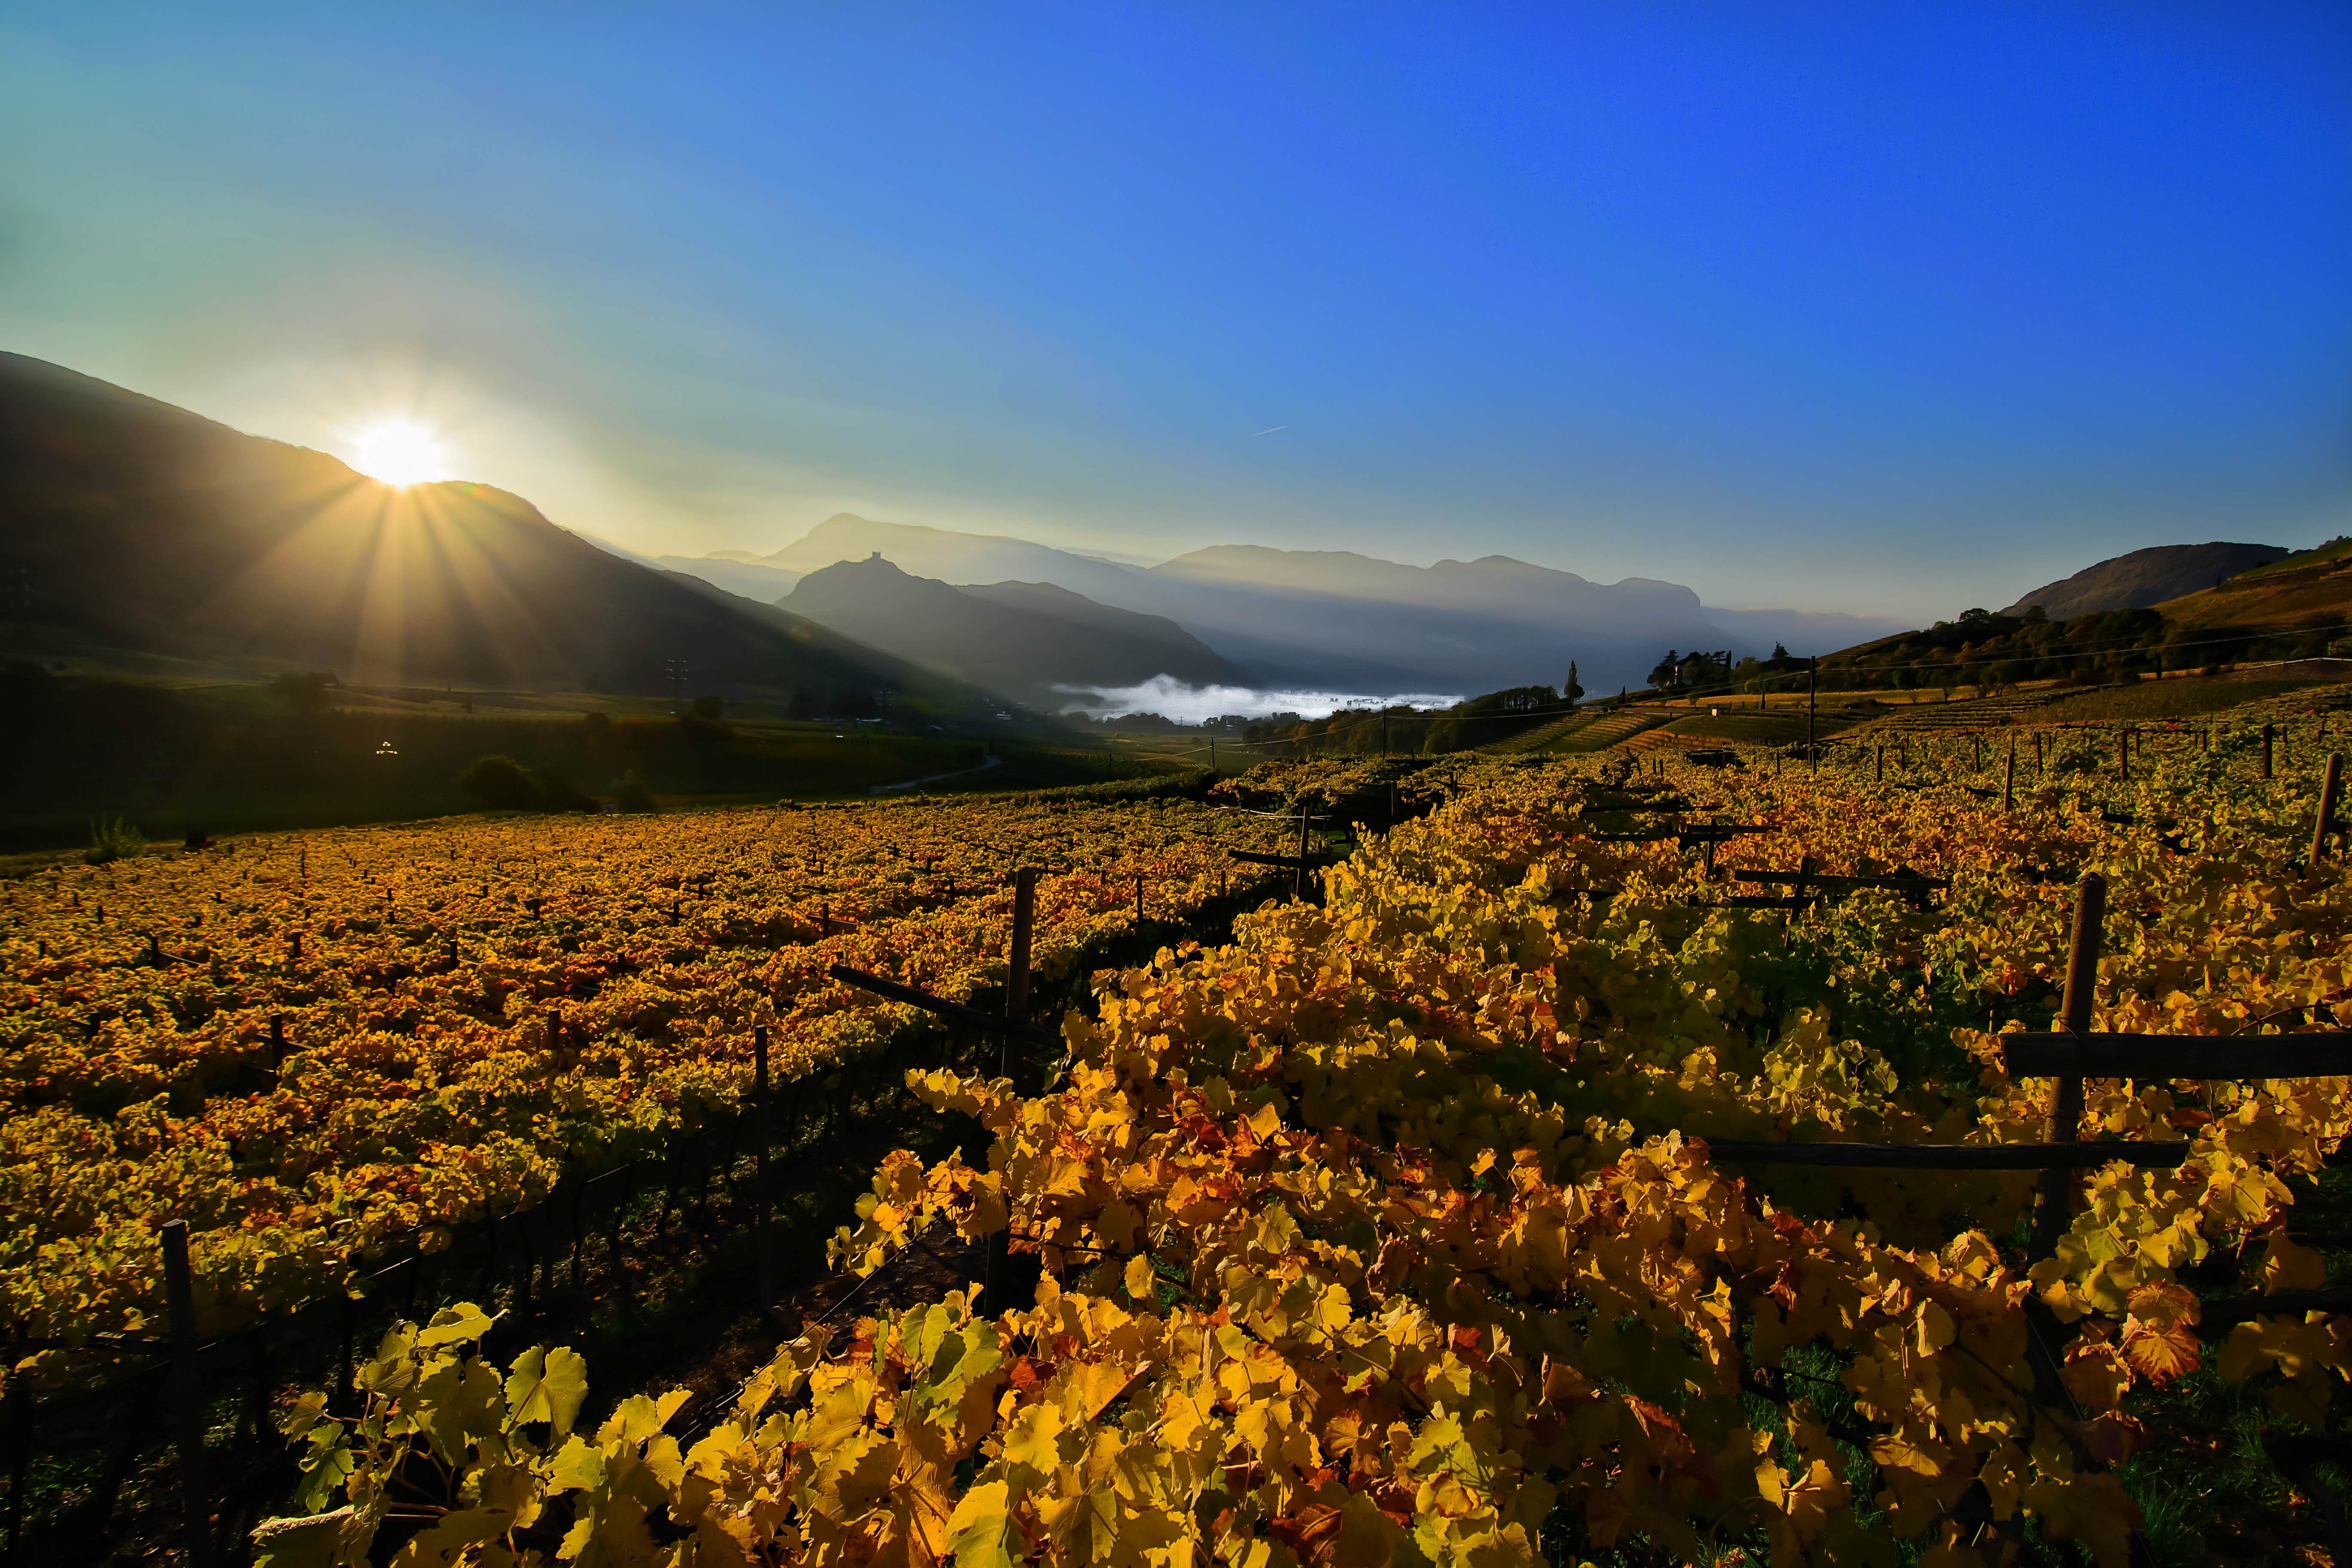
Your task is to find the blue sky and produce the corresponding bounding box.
[3,3,2347,620]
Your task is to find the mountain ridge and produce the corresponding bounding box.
[745,512,1831,691]
[782,555,1253,700]
[0,353,956,707]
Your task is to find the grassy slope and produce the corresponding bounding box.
[2149,548,2352,645]
[1484,673,2352,759]
[0,671,1171,849]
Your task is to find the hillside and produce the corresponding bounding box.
[0,353,946,706]
[2002,540,2290,618]
[1811,538,2352,696]
[784,554,1254,700]
[2144,539,2352,643]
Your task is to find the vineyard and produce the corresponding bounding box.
[0,782,1299,1354]
[13,718,2352,1565]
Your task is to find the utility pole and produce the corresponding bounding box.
[662,657,688,717]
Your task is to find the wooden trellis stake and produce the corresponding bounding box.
[161,1219,210,1568]
[2265,723,2276,780]
[1293,801,1312,902]
[2032,873,2106,1258]
[992,868,1036,1307]
[2318,753,2344,866]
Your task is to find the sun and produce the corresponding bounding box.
[349,421,450,487]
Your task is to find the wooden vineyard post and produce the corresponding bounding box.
[2005,743,2016,811]
[161,1218,210,1568]
[2034,731,2044,774]
[568,1181,586,1287]
[986,869,1038,1309]
[1004,869,1036,1078]
[609,1165,636,1300]
[1807,657,1817,770]
[753,1025,772,1312]
[2033,873,2107,1258]
[2119,728,2129,783]
[1294,801,1311,902]
[2316,754,2343,866]
[1134,873,1143,924]
[1874,746,1883,782]
[1974,733,1983,770]
[2264,723,2276,781]
[5,1380,26,1562]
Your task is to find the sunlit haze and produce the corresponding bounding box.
[347,421,450,487]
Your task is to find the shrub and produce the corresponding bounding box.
[85,817,145,865]
[457,755,543,810]
[616,771,657,813]
[534,769,596,812]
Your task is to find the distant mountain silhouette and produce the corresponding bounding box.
[783,554,1253,699]
[1143,544,1725,689]
[2003,542,2292,619]
[755,513,1760,692]
[760,515,1151,604]
[654,555,803,602]
[0,353,949,705]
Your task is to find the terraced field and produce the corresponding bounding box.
[1483,707,1673,754]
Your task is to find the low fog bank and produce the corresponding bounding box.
[1053,675,1466,725]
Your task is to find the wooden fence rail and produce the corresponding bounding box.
[1699,1139,2189,1170]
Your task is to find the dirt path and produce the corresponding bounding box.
[870,752,1003,795]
